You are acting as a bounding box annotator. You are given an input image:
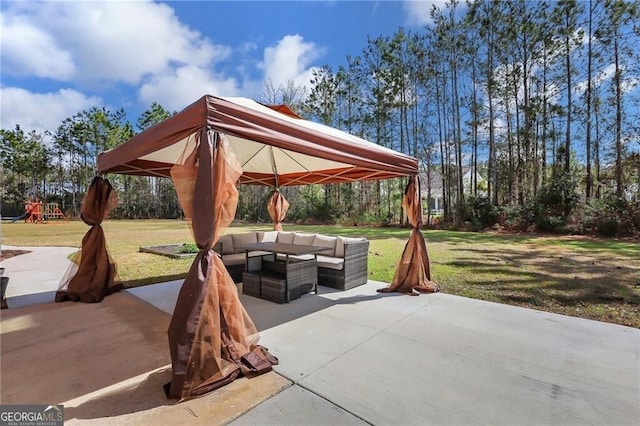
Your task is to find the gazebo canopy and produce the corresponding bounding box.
[97,95,418,185]
[87,94,433,401]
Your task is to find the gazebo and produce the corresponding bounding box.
[57,95,438,400]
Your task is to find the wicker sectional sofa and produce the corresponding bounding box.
[215,230,369,291]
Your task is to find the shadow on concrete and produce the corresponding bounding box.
[63,368,173,421]
[129,280,395,334]
[0,292,171,407]
[239,283,398,331]
[6,290,57,309]
[241,291,336,332]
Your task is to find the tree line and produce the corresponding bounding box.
[1,0,639,236]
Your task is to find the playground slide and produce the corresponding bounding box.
[4,203,68,223]
[10,213,29,223]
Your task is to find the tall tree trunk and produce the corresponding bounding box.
[594,95,601,198]
[564,6,572,174]
[541,46,549,190]
[471,61,479,198]
[453,59,464,221]
[514,69,524,205]
[505,89,514,204]
[585,0,594,200]
[613,34,623,198]
[489,81,497,207]
[435,69,448,219]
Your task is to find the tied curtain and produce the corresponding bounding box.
[55,176,123,303]
[378,175,440,295]
[167,129,277,401]
[267,190,289,231]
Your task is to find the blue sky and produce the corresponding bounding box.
[1,0,444,135]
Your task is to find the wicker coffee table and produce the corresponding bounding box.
[236,242,326,303]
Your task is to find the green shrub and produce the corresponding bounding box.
[178,243,199,254]
[499,204,529,231]
[536,215,566,233]
[465,195,499,228]
[581,196,640,237]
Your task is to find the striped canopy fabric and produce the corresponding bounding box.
[97,95,418,186]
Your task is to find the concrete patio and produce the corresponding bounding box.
[1,245,639,425]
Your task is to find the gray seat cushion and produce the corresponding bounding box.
[335,236,366,257]
[232,232,258,253]
[316,255,344,270]
[257,230,278,242]
[293,232,316,246]
[215,234,234,254]
[313,234,337,257]
[276,253,315,262]
[221,253,246,266]
[277,231,295,244]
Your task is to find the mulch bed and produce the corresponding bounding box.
[0,250,32,261]
[139,245,196,259]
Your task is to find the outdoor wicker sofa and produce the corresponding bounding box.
[214,231,369,291]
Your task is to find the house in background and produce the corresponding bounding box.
[420,168,487,219]
[419,171,444,215]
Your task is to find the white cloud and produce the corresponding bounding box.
[622,77,639,94]
[403,0,447,26]
[239,42,258,53]
[138,66,241,111]
[595,63,617,86]
[0,12,75,79]
[545,83,562,106]
[259,35,323,90]
[574,64,640,96]
[1,1,227,84]
[0,87,101,134]
[1,3,330,127]
[574,64,613,94]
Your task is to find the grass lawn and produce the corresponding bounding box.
[2,219,639,328]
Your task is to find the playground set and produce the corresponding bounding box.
[14,201,69,224]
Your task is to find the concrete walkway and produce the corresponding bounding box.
[1,245,77,307]
[2,246,639,425]
[131,280,640,425]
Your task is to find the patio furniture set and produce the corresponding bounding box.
[215,231,369,303]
